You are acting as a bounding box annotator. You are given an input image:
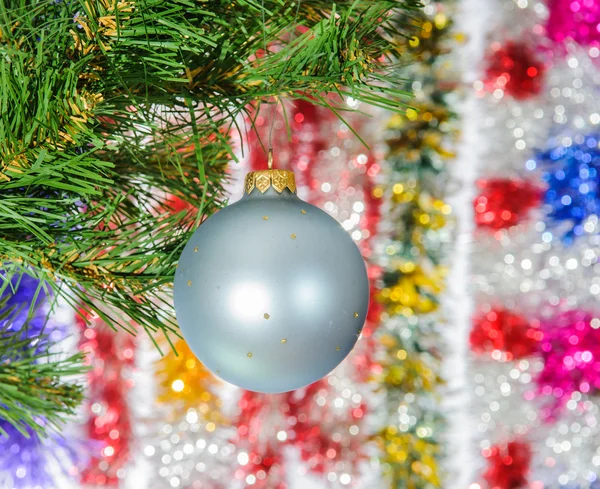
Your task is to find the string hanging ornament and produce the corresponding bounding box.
[173,4,369,393]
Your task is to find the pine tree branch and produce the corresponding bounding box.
[0,301,87,437]
[0,0,422,338]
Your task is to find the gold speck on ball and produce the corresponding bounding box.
[264,313,270,320]
[290,233,296,240]
[187,280,192,286]
[262,216,269,221]
[336,346,341,351]
[281,338,287,344]
[301,209,307,214]
[353,312,359,318]
[247,352,253,358]
[194,246,198,252]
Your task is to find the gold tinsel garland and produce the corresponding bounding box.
[373,4,458,489]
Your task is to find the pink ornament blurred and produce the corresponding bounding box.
[546,0,600,48]
[537,310,600,419]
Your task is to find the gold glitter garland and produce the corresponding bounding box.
[156,339,222,422]
[373,4,457,489]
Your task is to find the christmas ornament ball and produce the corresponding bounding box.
[174,169,369,393]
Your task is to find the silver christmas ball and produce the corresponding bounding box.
[174,169,369,393]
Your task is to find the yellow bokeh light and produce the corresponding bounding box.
[405,108,418,121]
[434,13,447,29]
[156,339,222,421]
[373,187,384,198]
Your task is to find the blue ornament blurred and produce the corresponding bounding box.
[0,273,67,354]
[0,272,77,489]
[536,134,600,244]
[2,274,48,347]
[0,421,72,489]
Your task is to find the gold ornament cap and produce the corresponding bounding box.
[244,169,297,195]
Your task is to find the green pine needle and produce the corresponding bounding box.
[0,301,87,437]
[0,0,421,339]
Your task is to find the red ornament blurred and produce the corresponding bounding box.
[483,440,532,489]
[483,41,546,100]
[470,308,542,361]
[165,194,195,215]
[474,178,542,230]
[286,381,367,474]
[237,441,287,489]
[77,309,135,486]
[235,390,289,489]
[235,380,367,486]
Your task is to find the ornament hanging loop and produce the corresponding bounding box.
[268,148,274,170]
